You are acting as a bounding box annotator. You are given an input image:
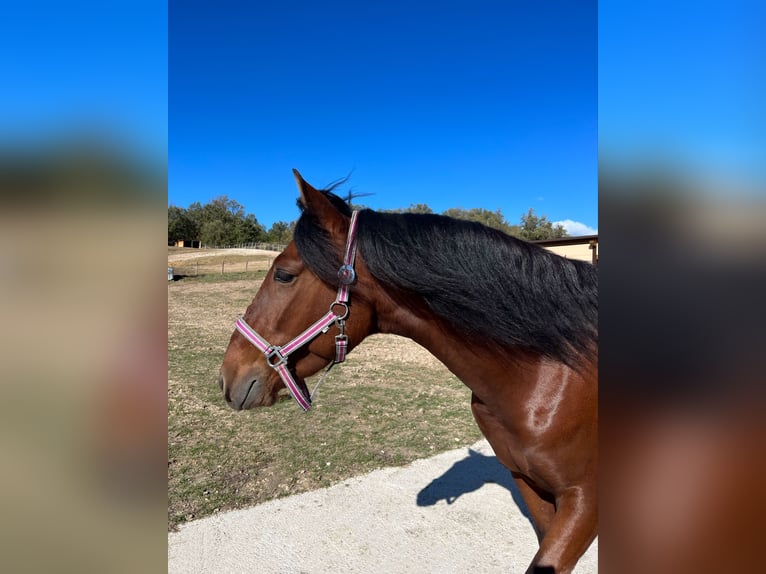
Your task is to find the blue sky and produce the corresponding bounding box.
[170,1,597,233]
[0,1,167,160]
[2,2,761,232]
[599,1,765,187]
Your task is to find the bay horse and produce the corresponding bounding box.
[219,170,598,573]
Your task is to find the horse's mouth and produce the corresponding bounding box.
[238,369,311,410]
[233,376,271,410]
[238,378,258,410]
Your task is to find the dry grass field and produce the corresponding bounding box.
[168,247,278,276]
[168,249,483,530]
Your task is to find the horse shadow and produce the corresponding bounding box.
[416,448,533,527]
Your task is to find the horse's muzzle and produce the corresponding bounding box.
[219,370,260,411]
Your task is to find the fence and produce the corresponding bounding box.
[169,257,277,278]
[168,243,286,279]
[199,242,287,251]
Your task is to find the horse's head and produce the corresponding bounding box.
[218,170,375,411]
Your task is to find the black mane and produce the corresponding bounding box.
[294,190,598,368]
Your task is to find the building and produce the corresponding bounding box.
[170,239,201,248]
[533,235,598,265]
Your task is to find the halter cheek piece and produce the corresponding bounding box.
[234,211,360,412]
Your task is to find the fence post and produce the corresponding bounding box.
[245,260,249,272]
[195,261,199,275]
[221,261,224,275]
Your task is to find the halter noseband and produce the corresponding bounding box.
[234,211,360,411]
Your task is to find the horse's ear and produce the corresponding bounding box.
[292,168,345,232]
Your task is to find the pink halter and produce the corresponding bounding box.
[234,211,360,411]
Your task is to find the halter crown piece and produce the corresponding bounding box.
[234,211,360,411]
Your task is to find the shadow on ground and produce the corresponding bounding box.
[416,448,533,527]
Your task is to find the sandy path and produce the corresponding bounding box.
[168,248,279,263]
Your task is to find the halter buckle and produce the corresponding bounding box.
[335,334,348,363]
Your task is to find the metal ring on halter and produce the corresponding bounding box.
[265,347,288,368]
[330,301,349,320]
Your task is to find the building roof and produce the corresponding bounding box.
[531,234,598,248]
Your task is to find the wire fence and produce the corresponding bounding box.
[168,258,276,278]
[168,243,286,278]
[200,242,287,251]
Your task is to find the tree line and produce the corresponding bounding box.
[168,196,567,247]
[379,203,567,240]
[168,196,294,246]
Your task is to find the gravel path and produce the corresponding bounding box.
[168,248,279,263]
[168,439,597,573]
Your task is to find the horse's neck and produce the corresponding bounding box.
[373,302,585,429]
[374,302,510,396]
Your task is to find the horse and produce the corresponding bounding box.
[219,170,598,573]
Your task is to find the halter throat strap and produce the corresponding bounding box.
[235,210,360,411]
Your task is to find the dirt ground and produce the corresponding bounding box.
[168,247,279,263]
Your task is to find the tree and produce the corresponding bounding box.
[404,203,433,214]
[199,196,245,232]
[266,221,293,243]
[232,214,266,244]
[517,208,568,240]
[171,196,268,247]
[442,207,514,234]
[383,203,434,214]
[167,205,198,242]
[200,219,228,246]
[185,201,205,236]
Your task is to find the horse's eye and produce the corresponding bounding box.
[274,269,295,284]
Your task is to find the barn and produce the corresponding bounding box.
[170,239,201,248]
[533,235,598,265]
